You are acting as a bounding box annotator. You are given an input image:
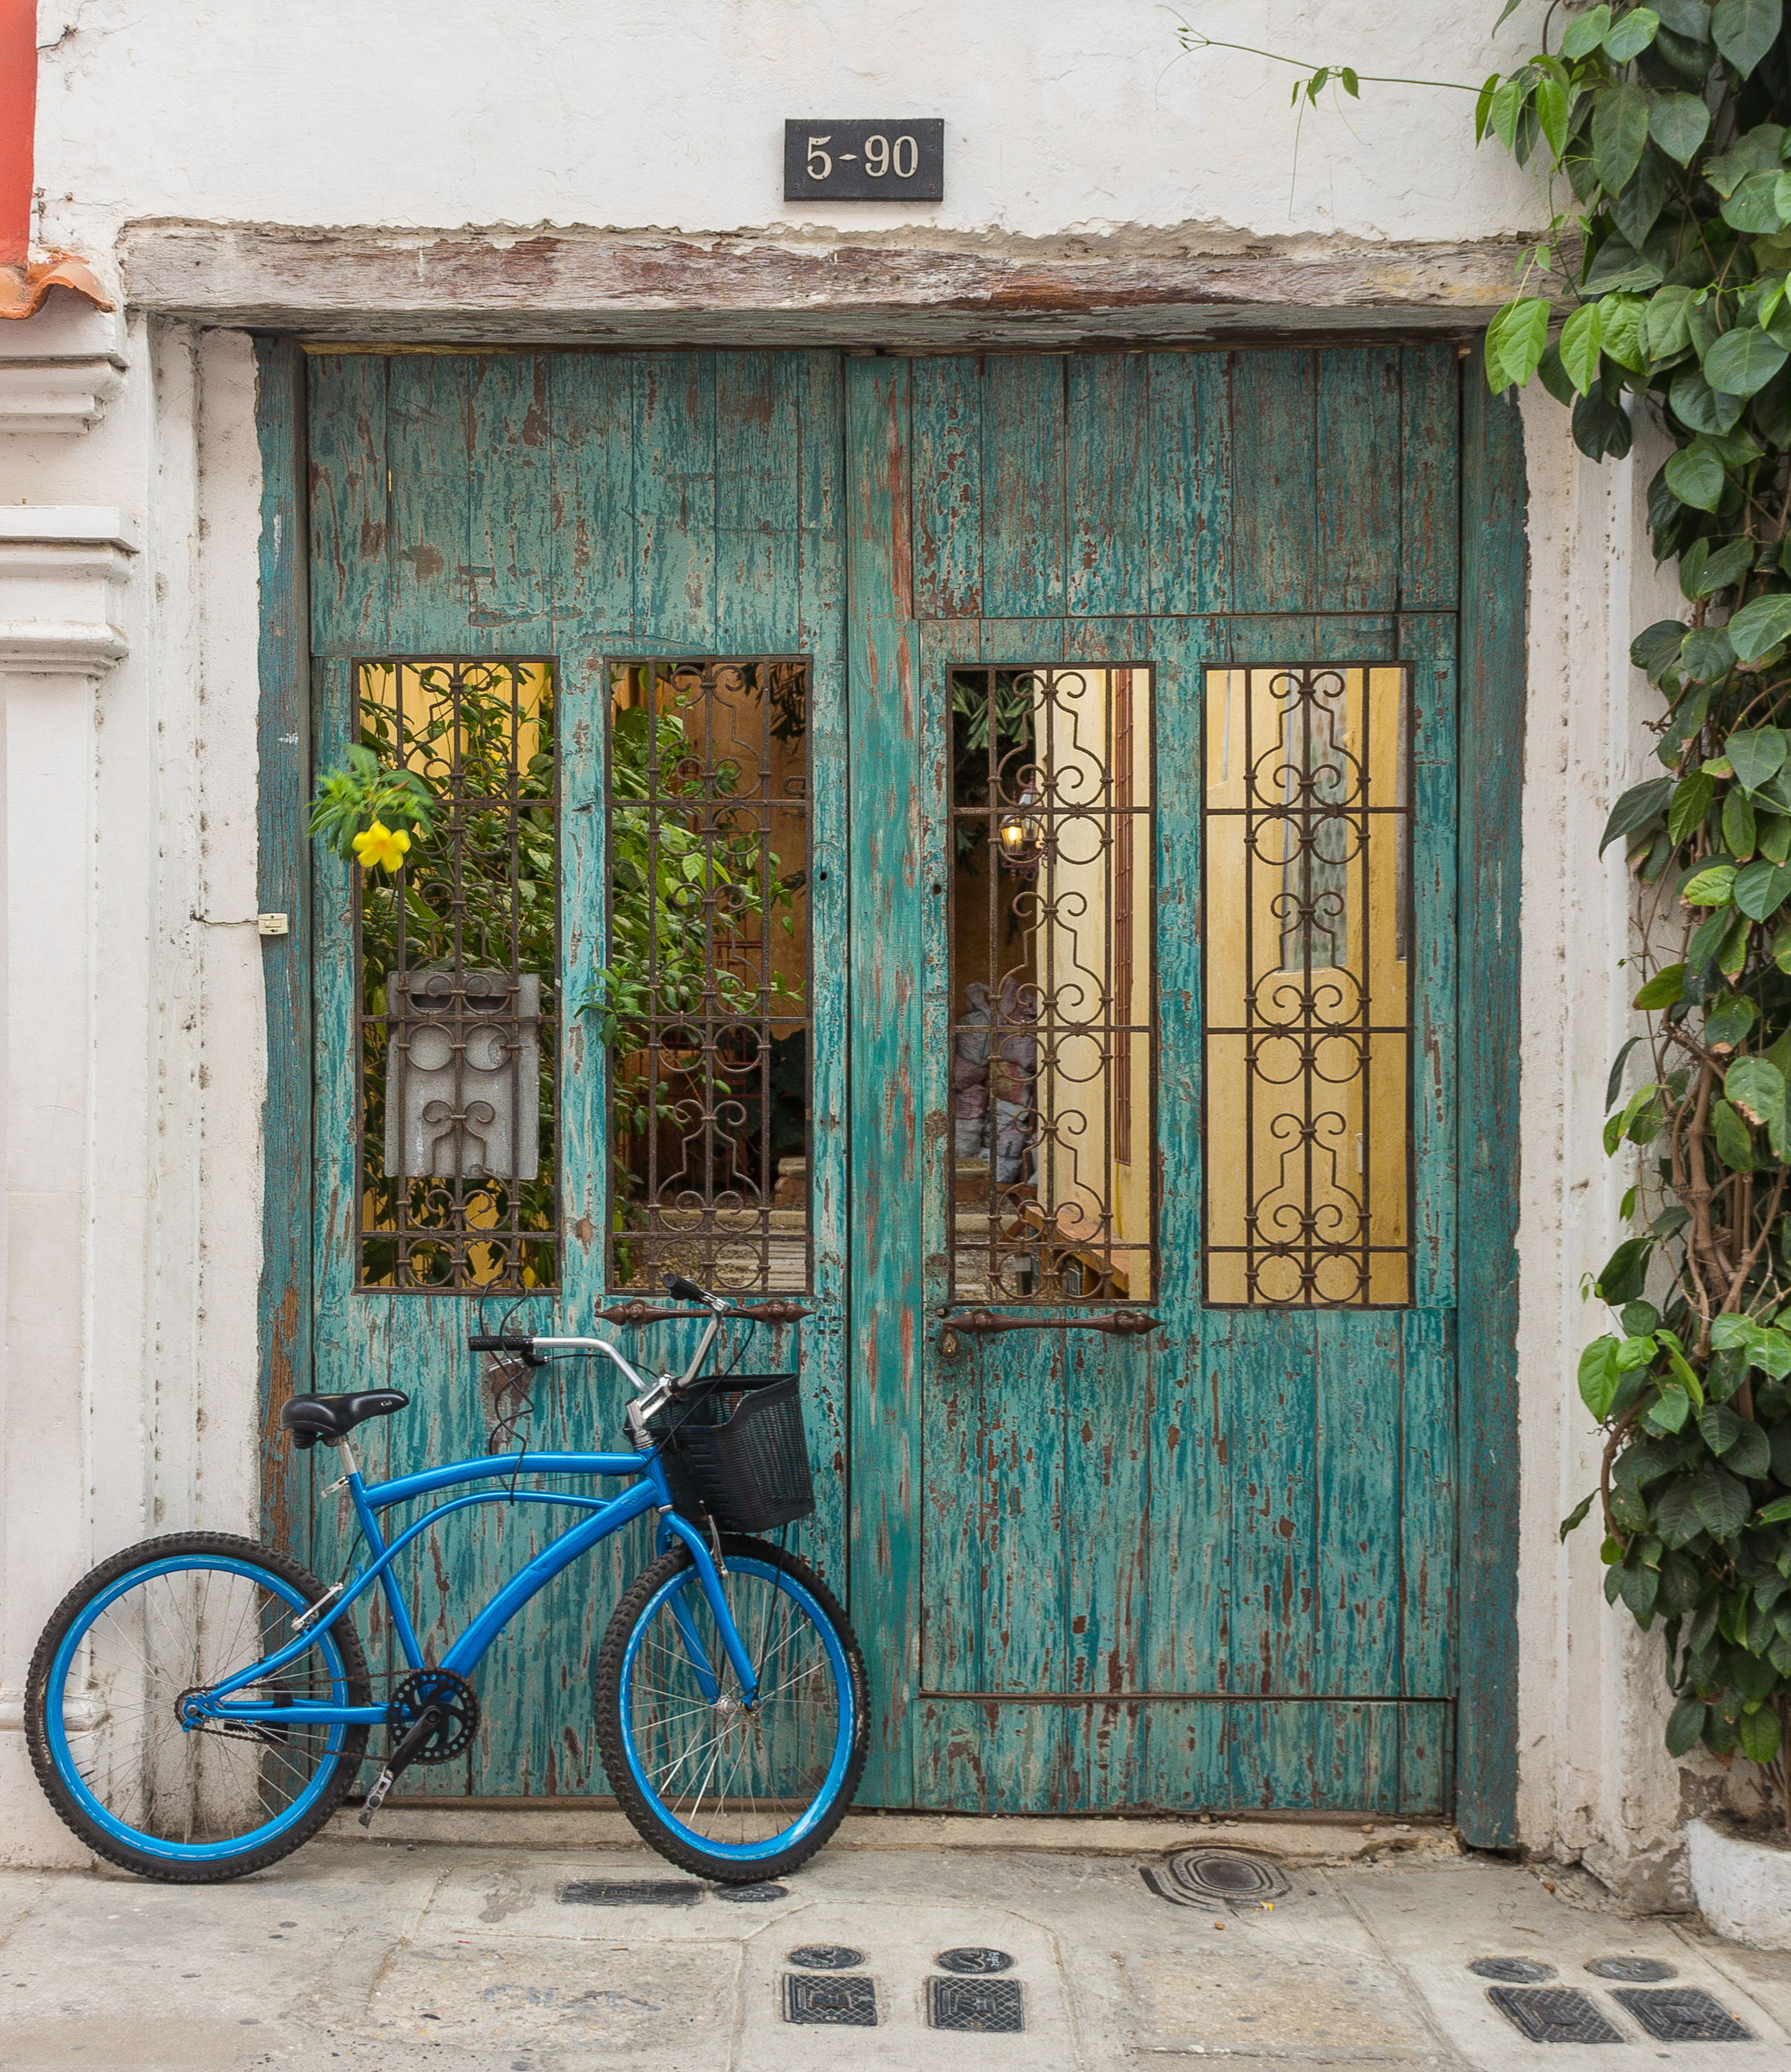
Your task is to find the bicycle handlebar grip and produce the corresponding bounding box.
[468,1335,535,1354]
[662,1273,715,1307]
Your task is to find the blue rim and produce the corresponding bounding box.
[616,1553,856,1864]
[42,1555,357,1864]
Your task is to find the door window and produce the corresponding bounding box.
[947,665,1154,1304]
[604,658,812,1292]
[1201,663,1412,1306]
[353,659,559,1293]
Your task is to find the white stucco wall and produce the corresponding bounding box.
[30,0,1536,266]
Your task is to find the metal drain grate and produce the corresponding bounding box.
[713,1883,787,1903]
[1612,1987,1754,2042]
[1470,1957,1555,1983]
[936,1947,1015,1974]
[558,1879,703,1906]
[1486,1987,1623,2044]
[929,1976,1024,2033]
[786,1944,866,1971]
[1585,1957,1675,1982]
[783,1974,877,2026]
[1143,1847,1292,1910]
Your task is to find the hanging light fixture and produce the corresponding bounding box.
[996,790,1044,874]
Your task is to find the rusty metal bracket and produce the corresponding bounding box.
[938,1308,1162,1356]
[600,1298,814,1327]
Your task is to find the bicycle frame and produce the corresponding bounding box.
[188,1328,761,1730]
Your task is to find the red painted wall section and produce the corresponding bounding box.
[0,0,110,317]
[0,0,36,268]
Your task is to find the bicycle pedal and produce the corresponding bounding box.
[358,1766,397,1829]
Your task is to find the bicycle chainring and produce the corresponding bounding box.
[387,1670,480,1764]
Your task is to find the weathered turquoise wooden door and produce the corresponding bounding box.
[844,349,1466,1814]
[281,341,1511,1822]
[295,350,849,1796]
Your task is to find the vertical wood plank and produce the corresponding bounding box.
[1148,352,1232,615]
[715,351,798,652]
[1454,376,1525,1848]
[1399,346,1462,610]
[1315,346,1401,614]
[845,355,922,1805]
[1399,1304,1456,1698]
[386,354,473,647]
[467,353,555,648]
[1314,1305,1401,1694]
[1067,355,1149,617]
[257,339,314,1562]
[305,353,389,656]
[910,357,984,618]
[633,351,716,647]
[981,357,1066,617]
[1229,351,1317,613]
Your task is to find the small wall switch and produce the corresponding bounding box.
[255,913,290,938]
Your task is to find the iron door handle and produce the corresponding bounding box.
[938,1308,1162,1356]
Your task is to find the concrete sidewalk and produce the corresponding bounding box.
[3,1827,1790,2071]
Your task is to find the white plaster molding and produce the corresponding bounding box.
[0,509,136,676]
[0,300,127,434]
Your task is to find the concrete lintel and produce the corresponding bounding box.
[120,221,1529,345]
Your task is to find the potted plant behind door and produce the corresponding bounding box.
[1174,0,1791,1942]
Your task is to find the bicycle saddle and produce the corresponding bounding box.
[280,1391,410,1450]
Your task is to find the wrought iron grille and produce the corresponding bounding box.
[605,658,811,1292]
[355,659,558,1292]
[948,666,1155,1304]
[1201,664,1413,1307]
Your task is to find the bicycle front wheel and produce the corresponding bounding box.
[594,1532,867,1883]
[25,1532,369,1882]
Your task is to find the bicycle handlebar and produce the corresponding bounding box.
[468,1335,538,1355]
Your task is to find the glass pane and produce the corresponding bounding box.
[949,665,1155,1304]
[605,659,810,1293]
[1202,664,1411,1307]
[356,659,558,1292]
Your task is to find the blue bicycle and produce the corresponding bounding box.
[25,1276,867,1885]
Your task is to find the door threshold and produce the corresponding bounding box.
[325,1801,1462,1861]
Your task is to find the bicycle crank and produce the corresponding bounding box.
[359,1669,480,1829]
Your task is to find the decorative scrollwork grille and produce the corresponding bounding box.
[947,666,1156,1304]
[605,658,811,1293]
[1202,664,1413,1308]
[355,659,558,1292]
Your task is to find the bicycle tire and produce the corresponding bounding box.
[26,1532,370,1883]
[594,1532,867,1883]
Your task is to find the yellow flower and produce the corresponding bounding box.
[351,821,411,874]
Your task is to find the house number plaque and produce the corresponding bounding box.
[784,119,943,201]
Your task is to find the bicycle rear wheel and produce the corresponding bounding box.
[25,1532,369,1882]
[594,1532,867,1883]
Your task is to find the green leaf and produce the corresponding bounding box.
[1581,1335,1624,1420]
[1712,0,1783,74]
[1669,772,1716,842]
[1650,89,1712,162]
[1645,286,1697,362]
[1693,539,1759,594]
[1561,301,1605,393]
[1657,0,1713,29]
[1735,856,1791,918]
[1740,1701,1784,1765]
[1593,82,1651,189]
[1731,593,1791,661]
[1706,989,1759,1042]
[1682,862,1739,904]
[1561,1492,1597,1540]
[1618,1557,1662,1619]
[1706,325,1791,395]
[1693,1464,1754,1538]
[1756,1494,1791,1523]
[1701,1400,1744,1454]
[1665,439,1730,508]
[1564,3,1615,56]
[1667,1692,1710,1754]
[1658,1474,1708,1544]
[1597,1237,1654,1304]
[1671,366,1747,434]
[1486,297,1552,393]
[1601,774,1673,850]
[1634,962,1687,1007]
[1723,167,1789,232]
[1730,725,1790,790]
[1713,1096,1758,1170]
[1683,626,1738,679]
[1729,1419,1773,1477]
[1608,5,1663,55]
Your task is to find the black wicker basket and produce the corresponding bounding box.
[655,1374,815,1533]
